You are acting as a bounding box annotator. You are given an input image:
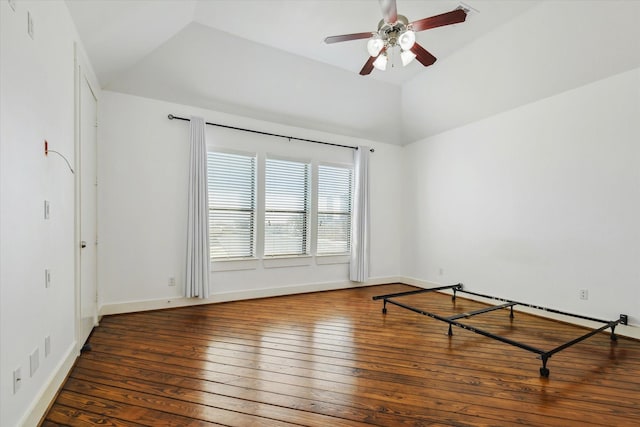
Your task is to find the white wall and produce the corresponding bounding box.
[404,68,640,326]
[0,1,94,425]
[98,91,405,312]
[106,22,404,145]
[402,0,640,142]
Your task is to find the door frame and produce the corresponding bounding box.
[74,43,101,354]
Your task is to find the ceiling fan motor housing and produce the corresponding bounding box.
[376,15,410,47]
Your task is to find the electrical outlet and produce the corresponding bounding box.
[30,348,39,377]
[168,277,176,287]
[45,269,51,288]
[13,367,22,394]
[44,200,50,219]
[45,336,51,357]
[579,289,589,300]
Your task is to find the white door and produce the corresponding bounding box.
[78,70,98,350]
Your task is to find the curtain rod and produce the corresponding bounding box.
[167,114,374,153]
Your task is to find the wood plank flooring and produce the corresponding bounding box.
[42,284,640,426]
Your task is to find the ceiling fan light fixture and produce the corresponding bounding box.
[324,3,468,76]
[400,49,416,66]
[398,29,415,50]
[367,37,384,57]
[373,53,388,71]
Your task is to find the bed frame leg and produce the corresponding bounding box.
[611,314,629,341]
[448,324,453,337]
[509,305,514,319]
[382,300,387,314]
[540,355,550,378]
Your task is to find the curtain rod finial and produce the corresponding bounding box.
[168,114,174,120]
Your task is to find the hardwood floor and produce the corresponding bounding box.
[42,284,640,426]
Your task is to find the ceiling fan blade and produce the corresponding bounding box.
[379,0,398,24]
[360,47,387,76]
[324,32,373,44]
[411,9,467,32]
[359,56,376,76]
[410,43,437,67]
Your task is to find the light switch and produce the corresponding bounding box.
[30,348,39,377]
[13,367,22,394]
[27,11,34,39]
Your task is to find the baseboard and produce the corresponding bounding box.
[399,276,640,340]
[100,276,404,316]
[400,276,440,289]
[100,275,639,340]
[21,341,78,427]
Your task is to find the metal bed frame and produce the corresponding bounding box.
[373,284,628,377]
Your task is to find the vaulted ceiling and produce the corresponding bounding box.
[66,0,640,145]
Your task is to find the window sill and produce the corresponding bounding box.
[211,258,260,272]
[263,255,312,269]
[212,254,349,271]
[316,254,350,265]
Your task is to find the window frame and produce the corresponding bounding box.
[316,162,354,257]
[207,148,257,261]
[206,148,353,270]
[263,155,312,258]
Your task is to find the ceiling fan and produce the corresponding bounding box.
[324,0,467,75]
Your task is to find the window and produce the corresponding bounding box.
[264,158,310,256]
[208,151,352,264]
[317,165,353,255]
[207,151,256,259]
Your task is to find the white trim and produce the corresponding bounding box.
[19,342,78,427]
[211,258,260,272]
[263,255,312,268]
[309,160,319,256]
[73,42,101,97]
[265,152,312,164]
[400,276,640,340]
[318,160,354,170]
[206,146,256,158]
[100,276,403,316]
[74,42,100,355]
[316,254,350,265]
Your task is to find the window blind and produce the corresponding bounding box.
[264,158,310,256]
[317,165,353,255]
[207,152,256,258]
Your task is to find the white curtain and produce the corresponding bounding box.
[350,146,370,282]
[185,116,210,298]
